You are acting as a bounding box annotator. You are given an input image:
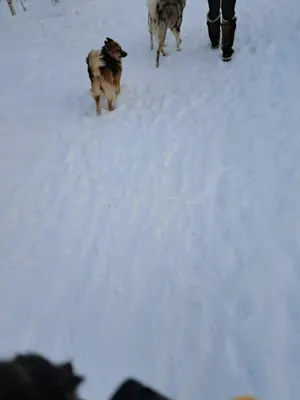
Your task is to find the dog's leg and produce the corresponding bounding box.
[171,26,182,51]
[156,23,168,67]
[90,78,102,115]
[148,13,154,51]
[100,71,116,111]
[95,95,101,114]
[150,32,154,50]
[160,30,168,56]
[104,85,116,111]
[114,70,122,95]
[108,99,114,111]
[90,87,101,115]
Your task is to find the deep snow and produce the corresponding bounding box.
[0,0,300,399]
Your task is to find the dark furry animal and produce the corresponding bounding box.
[0,352,85,400]
[86,37,127,114]
[109,378,171,400]
[147,0,187,67]
[109,378,257,400]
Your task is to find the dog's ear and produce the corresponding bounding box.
[59,361,74,374]
[72,374,85,388]
[106,37,113,42]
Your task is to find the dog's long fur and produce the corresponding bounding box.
[147,0,186,67]
[86,38,127,115]
[0,352,85,400]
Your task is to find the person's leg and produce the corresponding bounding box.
[206,0,221,48]
[221,0,236,20]
[221,0,237,61]
[208,0,221,20]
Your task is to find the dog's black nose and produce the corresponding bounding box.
[121,51,128,58]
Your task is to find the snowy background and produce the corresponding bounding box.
[0,0,300,399]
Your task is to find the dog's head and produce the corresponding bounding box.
[108,378,172,400]
[104,37,127,60]
[14,353,85,400]
[54,361,85,400]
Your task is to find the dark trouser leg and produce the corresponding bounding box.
[207,0,220,20]
[221,0,237,61]
[221,0,236,21]
[207,0,221,48]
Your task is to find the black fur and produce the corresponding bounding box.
[109,379,171,400]
[100,46,121,74]
[86,57,93,81]
[0,352,85,400]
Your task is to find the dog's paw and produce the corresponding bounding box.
[176,47,182,51]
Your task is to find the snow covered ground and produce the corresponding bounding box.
[0,0,300,399]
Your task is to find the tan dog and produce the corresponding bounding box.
[147,0,186,67]
[86,38,127,114]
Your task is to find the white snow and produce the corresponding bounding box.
[0,0,300,399]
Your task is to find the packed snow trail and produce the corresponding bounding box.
[0,0,300,400]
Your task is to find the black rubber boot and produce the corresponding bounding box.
[221,15,236,61]
[206,12,221,49]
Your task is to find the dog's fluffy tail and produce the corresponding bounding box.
[86,49,107,98]
[87,50,116,101]
[86,49,106,78]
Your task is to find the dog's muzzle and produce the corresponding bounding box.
[121,51,128,58]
